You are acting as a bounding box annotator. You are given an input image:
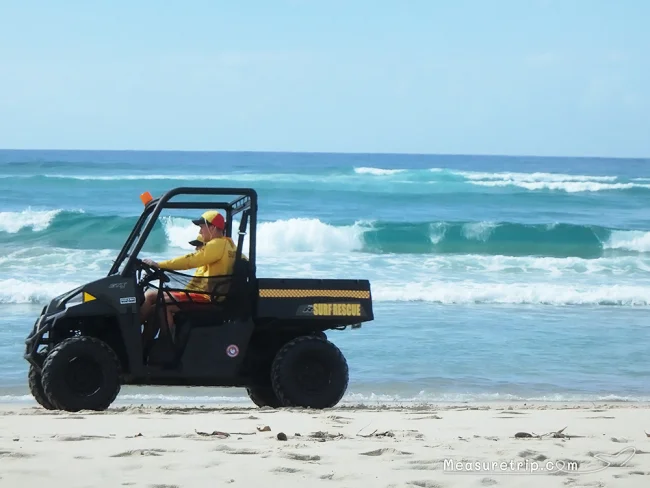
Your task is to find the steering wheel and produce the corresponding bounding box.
[134,258,170,285]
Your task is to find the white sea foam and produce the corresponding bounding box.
[0,278,82,304]
[470,180,648,192]
[453,170,618,183]
[0,247,115,273]
[461,221,497,241]
[428,222,447,244]
[3,270,650,306]
[372,281,650,306]
[353,167,405,176]
[0,208,63,233]
[161,216,369,254]
[436,168,650,192]
[3,168,645,196]
[603,230,650,253]
[2,390,649,405]
[17,172,405,183]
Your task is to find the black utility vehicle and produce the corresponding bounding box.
[24,187,374,412]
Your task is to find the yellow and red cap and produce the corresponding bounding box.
[192,210,225,230]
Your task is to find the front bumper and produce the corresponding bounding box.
[23,309,66,371]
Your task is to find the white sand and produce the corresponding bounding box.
[1,402,649,487]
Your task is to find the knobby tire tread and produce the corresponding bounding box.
[271,335,349,409]
[28,364,55,410]
[42,336,121,412]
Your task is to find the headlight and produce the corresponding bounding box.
[64,292,83,308]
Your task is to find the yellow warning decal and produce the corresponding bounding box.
[313,303,361,316]
[83,292,96,302]
[259,289,370,299]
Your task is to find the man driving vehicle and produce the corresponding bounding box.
[139,210,237,341]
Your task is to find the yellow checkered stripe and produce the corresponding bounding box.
[259,289,370,299]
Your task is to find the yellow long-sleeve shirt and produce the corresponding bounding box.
[158,237,238,293]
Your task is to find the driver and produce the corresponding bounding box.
[139,210,237,340]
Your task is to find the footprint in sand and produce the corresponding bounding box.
[405,459,439,471]
[149,485,180,488]
[327,415,352,424]
[283,452,321,462]
[0,450,32,459]
[517,449,548,461]
[272,467,302,474]
[360,448,412,457]
[610,437,630,443]
[111,449,170,457]
[221,448,261,455]
[407,481,444,488]
[481,478,497,486]
[57,435,111,441]
[629,471,650,476]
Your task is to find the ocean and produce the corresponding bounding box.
[1,149,649,406]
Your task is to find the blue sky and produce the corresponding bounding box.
[0,0,648,157]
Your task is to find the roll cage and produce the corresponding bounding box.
[108,187,258,278]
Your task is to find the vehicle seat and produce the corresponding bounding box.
[173,256,251,325]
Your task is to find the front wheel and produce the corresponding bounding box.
[271,335,349,409]
[41,336,121,412]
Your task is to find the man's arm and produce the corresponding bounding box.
[157,239,226,271]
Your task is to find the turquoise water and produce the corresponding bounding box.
[1,149,649,404]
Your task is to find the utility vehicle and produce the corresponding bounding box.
[24,187,374,412]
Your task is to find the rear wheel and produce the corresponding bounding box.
[28,364,55,410]
[41,336,121,412]
[271,335,348,409]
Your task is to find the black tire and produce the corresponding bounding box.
[28,364,55,410]
[41,336,121,412]
[271,335,349,409]
[246,386,283,408]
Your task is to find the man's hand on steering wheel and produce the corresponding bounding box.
[135,257,170,284]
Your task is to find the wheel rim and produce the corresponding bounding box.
[64,356,103,397]
[294,354,331,394]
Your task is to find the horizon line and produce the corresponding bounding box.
[0,147,648,161]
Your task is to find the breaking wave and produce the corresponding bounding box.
[2,209,650,257]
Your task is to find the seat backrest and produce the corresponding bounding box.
[225,257,249,297]
[218,210,251,315]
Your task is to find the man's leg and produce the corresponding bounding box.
[139,289,158,323]
[163,302,181,340]
[140,289,159,343]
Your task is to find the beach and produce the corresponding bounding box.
[1,401,649,487]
